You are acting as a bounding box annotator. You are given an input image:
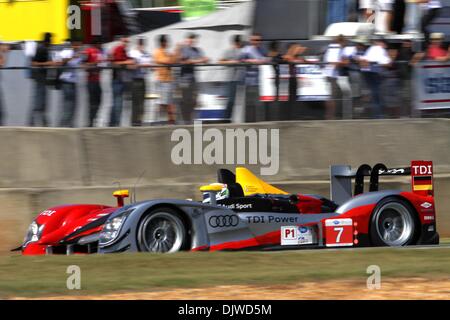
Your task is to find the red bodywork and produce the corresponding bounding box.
[22,205,116,255]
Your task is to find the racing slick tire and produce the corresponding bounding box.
[369,197,419,247]
[137,207,188,253]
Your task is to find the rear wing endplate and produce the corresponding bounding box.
[330,160,433,205]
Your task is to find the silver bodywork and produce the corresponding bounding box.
[98,198,343,253]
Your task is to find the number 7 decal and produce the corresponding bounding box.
[334,227,344,243]
[325,219,354,247]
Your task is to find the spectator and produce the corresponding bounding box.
[323,35,352,120]
[422,0,443,44]
[413,32,449,63]
[284,43,307,103]
[58,39,83,127]
[360,0,375,22]
[345,37,369,116]
[220,35,244,121]
[268,41,285,102]
[241,33,269,122]
[109,36,134,127]
[397,40,416,116]
[327,0,350,25]
[359,0,394,33]
[83,36,105,127]
[425,33,449,61]
[179,33,209,124]
[391,0,406,34]
[378,0,394,33]
[359,37,392,119]
[382,46,402,117]
[153,35,180,125]
[129,38,152,126]
[404,0,424,33]
[29,32,55,127]
[0,42,8,126]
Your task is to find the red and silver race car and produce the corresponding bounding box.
[18,160,438,255]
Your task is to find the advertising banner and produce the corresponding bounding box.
[259,64,331,102]
[415,61,450,110]
[180,0,216,19]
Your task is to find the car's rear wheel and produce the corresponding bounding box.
[370,197,418,247]
[137,207,187,253]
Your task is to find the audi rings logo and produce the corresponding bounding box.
[209,215,239,228]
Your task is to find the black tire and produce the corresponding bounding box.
[137,207,188,253]
[369,197,419,247]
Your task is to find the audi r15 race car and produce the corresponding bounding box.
[18,160,439,255]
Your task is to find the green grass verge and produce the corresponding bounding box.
[1,246,450,298]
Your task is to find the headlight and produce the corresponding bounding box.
[99,210,132,246]
[23,221,44,246]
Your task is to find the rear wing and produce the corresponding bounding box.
[330,160,433,205]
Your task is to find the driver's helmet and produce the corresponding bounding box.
[202,184,230,203]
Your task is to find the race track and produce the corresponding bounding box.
[2,244,450,300]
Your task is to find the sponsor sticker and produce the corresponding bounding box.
[40,210,56,217]
[281,226,314,246]
[324,218,354,247]
[420,202,433,209]
[226,203,253,210]
[411,161,433,195]
[208,215,240,228]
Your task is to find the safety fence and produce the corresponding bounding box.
[0,59,449,127]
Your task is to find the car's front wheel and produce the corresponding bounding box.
[370,197,418,247]
[137,207,187,253]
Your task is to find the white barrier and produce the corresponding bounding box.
[259,64,331,102]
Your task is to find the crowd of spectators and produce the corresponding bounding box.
[324,32,450,119]
[0,25,449,127]
[328,0,445,40]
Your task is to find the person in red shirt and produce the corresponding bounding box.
[109,36,134,127]
[426,33,449,61]
[83,36,104,127]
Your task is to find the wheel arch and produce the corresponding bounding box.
[136,203,193,251]
[369,194,422,245]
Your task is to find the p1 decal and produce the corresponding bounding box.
[281,226,314,245]
[325,219,354,247]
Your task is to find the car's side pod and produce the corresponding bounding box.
[330,160,434,205]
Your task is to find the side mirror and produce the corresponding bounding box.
[113,189,129,207]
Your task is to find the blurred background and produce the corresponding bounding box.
[0,0,450,253]
[0,0,449,127]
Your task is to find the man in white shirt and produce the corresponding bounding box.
[129,37,152,126]
[59,39,83,127]
[323,35,353,119]
[240,33,269,122]
[359,37,391,119]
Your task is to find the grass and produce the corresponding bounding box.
[1,245,450,298]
